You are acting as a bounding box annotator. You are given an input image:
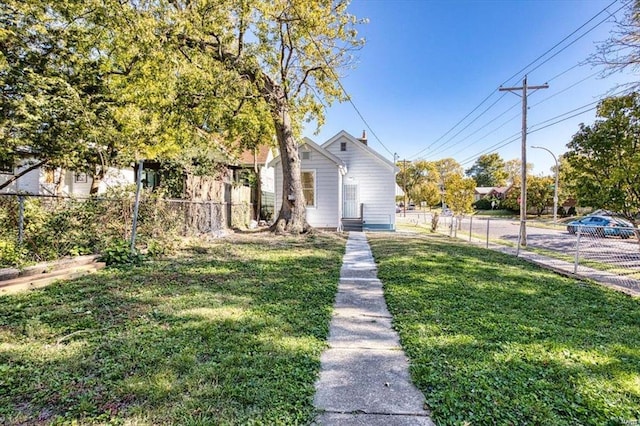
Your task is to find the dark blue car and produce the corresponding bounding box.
[566,215,635,239]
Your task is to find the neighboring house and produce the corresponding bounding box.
[233,145,276,221]
[0,158,134,196]
[270,130,399,231]
[474,186,510,202]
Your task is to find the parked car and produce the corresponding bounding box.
[566,215,635,239]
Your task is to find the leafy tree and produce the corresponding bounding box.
[565,93,640,225]
[396,160,440,207]
[527,175,555,217]
[0,1,173,193]
[465,153,507,187]
[0,1,106,189]
[443,173,476,216]
[130,0,365,233]
[503,158,533,186]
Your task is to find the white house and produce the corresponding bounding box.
[271,130,399,231]
[0,159,135,196]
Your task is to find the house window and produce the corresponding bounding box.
[301,171,315,207]
[340,142,347,151]
[74,172,88,183]
[301,151,310,160]
[0,160,13,174]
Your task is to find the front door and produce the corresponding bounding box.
[343,184,359,218]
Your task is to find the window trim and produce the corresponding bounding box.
[340,141,347,151]
[74,172,88,183]
[301,170,316,208]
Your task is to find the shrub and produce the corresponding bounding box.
[99,239,144,266]
[473,198,493,210]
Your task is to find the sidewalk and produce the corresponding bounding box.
[312,232,434,425]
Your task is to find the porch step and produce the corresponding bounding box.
[342,218,363,232]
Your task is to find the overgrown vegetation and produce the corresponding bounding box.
[0,232,345,424]
[369,233,640,425]
[0,190,184,268]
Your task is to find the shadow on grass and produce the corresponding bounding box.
[0,233,345,425]
[368,233,640,426]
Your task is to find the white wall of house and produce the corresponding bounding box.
[0,159,42,194]
[59,167,135,196]
[260,149,275,194]
[1,162,135,196]
[274,145,342,229]
[324,133,397,230]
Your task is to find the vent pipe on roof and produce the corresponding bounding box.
[358,130,367,145]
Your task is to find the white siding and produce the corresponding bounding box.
[0,159,41,194]
[326,135,396,229]
[274,150,341,228]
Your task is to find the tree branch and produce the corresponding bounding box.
[0,159,49,191]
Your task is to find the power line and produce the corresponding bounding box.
[290,4,395,157]
[407,0,625,160]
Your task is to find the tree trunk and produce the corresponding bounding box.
[89,166,105,196]
[270,98,309,234]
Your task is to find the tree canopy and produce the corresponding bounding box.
[1,0,365,231]
[564,93,640,224]
[465,153,507,187]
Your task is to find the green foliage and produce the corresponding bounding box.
[527,175,555,216]
[465,153,508,187]
[0,192,184,267]
[443,173,476,215]
[0,239,26,267]
[473,198,493,210]
[396,160,441,207]
[565,93,640,224]
[369,234,640,425]
[99,239,144,266]
[0,233,345,424]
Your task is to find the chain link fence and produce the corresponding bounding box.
[397,211,640,292]
[0,193,254,267]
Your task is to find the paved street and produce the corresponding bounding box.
[396,211,640,279]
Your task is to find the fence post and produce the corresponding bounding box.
[516,221,523,257]
[574,225,582,274]
[130,159,143,253]
[486,218,490,249]
[18,195,25,245]
[210,201,214,235]
[469,216,473,242]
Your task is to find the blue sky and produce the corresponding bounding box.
[302,0,636,175]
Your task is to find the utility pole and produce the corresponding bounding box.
[499,76,548,248]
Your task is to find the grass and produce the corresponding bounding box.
[0,232,346,425]
[368,232,640,426]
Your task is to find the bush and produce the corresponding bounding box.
[99,239,145,266]
[567,206,577,216]
[0,239,27,268]
[473,198,493,210]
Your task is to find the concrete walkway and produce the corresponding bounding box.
[313,232,434,425]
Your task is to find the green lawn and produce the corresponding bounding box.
[369,233,640,426]
[0,232,346,425]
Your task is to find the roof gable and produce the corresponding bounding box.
[321,130,399,173]
[268,137,346,170]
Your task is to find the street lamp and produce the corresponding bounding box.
[531,145,559,224]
